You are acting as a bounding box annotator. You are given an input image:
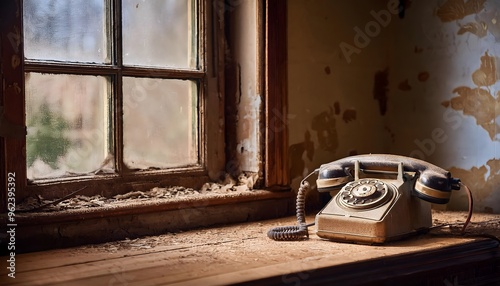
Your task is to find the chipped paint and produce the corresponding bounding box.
[442,86,500,140]
[448,159,500,213]
[436,0,486,22]
[457,21,488,37]
[442,52,500,140]
[471,51,497,87]
[287,0,500,213]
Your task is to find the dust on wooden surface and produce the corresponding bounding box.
[6,211,500,285]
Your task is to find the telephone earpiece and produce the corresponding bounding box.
[316,154,461,204]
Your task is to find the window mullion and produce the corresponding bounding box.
[113,0,125,175]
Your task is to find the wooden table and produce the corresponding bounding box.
[1,211,499,285]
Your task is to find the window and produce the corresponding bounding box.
[23,0,202,183]
[1,0,288,213]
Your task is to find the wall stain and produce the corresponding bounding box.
[333,101,341,115]
[384,125,396,143]
[418,71,430,82]
[475,2,500,41]
[373,68,389,116]
[414,46,423,53]
[398,79,412,91]
[342,109,357,123]
[288,130,315,180]
[448,158,500,213]
[472,51,497,87]
[324,66,331,75]
[312,107,339,152]
[442,86,500,140]
[458,21,488,37]
[442,52,500,140]
[436,0,486,22]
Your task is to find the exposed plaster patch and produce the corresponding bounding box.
[471,51,498,87]
[476,1,500,41]
[457,21,488,37]
[373,68,389,115]
[236,90,262,172]
[443,87,499,139]
[448,158,500,213]
[436,0,486,22]
[442,52,500,140]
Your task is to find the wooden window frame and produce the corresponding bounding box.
[1,0,288,214]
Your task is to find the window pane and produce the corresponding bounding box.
[123,77,198,169]
[122,0,197,69]
[23,0,110,63]
[26,73,113,180]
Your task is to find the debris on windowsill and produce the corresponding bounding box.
[16,172,261,213]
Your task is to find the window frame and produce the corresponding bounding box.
[1,0,218,201]
[1,0,289,213]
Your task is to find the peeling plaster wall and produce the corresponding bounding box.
[386,0,500,213]
[228,1,262,173]
[288,0,500,213]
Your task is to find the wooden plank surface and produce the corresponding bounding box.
[1,211,499,285]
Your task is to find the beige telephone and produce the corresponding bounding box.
[268,154,471,243]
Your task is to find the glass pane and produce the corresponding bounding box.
[23,0,110,63]
[26,73,113,180]
[122,0,197,68]
[123,77,198,169]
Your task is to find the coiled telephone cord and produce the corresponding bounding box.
[267,178,314,241]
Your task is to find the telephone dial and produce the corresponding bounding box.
[268,154,472,243]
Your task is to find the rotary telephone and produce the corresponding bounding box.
[268,154,472,243]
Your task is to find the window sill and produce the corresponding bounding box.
[2,189,294,253]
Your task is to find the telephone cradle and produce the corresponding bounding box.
[268,154,472,244]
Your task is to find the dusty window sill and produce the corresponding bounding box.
[3,190,294,253]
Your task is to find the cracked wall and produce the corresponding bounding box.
[288,0,500,213]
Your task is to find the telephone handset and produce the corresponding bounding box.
[268,154,471,243]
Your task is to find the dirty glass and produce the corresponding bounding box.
[122,0,197,69]
[123,77,198,169]
[23,0,110,63]
[25,73,113,180]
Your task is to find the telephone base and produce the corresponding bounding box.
[315,177,432,244]
[315,218,431,244]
